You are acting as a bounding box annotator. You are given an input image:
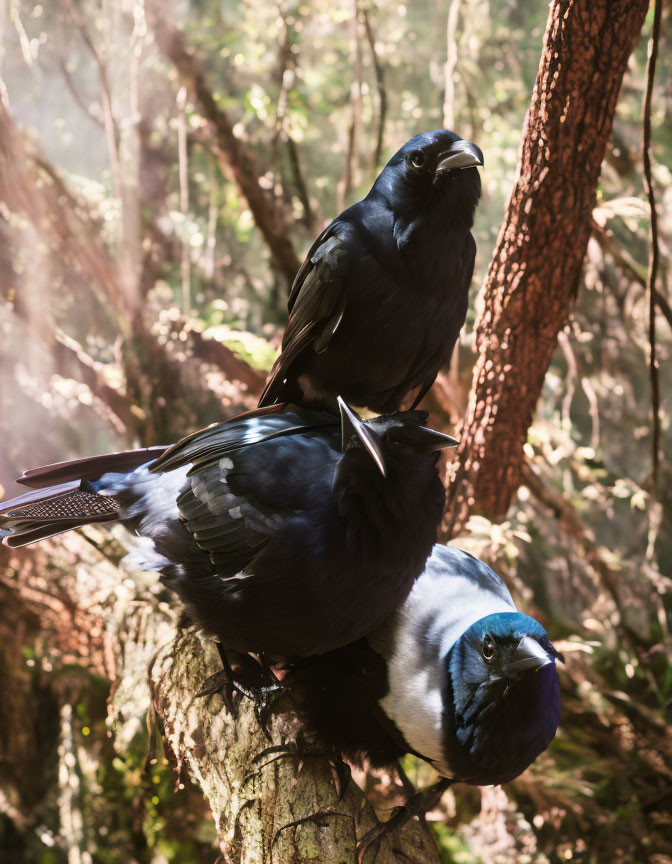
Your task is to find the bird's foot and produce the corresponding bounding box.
[394,760,418,798]
[196,670,244,717]
[196,642,262,718]
[249,681,284,741]
[355,777,452,864]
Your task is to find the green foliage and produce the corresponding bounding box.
[433,823,482,864]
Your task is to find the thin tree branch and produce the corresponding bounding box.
[442,0,462,129]
[51,330,137,435]
[557,329,577,431]
[360,5,387,170]
[590,218,672,331]
[271,3,294,179]
[271,6,316,231]
[0,108,124,318]
[58,57,105,129]
[337,1,364,210]
[642,0,662,485]
[57,0,122,204]
[581,375,600,453]
[186,328,265,396]
[285,135,316,231]
[145,0,301,285]
[177,86,191,315]
[520,461,621,608]
[203,155,218,280]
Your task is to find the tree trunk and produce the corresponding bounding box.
[443,0,649,535]
[150,629,443,864]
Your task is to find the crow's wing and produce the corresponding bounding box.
[151,404,336,475]
[151,405,339,576]
[258,225,351,406]
[175,459,274,576]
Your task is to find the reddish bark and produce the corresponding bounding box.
[443,0,649,535]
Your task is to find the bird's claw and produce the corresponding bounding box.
[249,735,350,799]
[355,778,452,864]
[196,642,268,719]
[195,670,243,718]
[251,682,284,740]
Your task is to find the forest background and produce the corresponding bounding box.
[0,1,671,863]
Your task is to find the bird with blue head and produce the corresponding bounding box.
[288,544,562,788]
[440,611,562,785]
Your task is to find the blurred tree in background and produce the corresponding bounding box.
[0,0,670,862]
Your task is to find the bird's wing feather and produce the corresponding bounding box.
[175,460,273,576]
[258,226,352,405]
[150,405,335,475]
[152,407,338,576]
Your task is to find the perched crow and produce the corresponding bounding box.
[0,401,454,657]
[287,543,562,786]
[258,129,483,413]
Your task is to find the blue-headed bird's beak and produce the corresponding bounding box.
[508,636,554,674]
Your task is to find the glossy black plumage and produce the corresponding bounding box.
[259,129,483,413]
[0,404,451,658]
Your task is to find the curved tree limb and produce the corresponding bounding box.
[590,218,672,332]
[360,4,387,171]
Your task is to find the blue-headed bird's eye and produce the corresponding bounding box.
[409,150,425,169]
[481,637,495,663]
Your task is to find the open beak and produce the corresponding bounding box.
[508,636,554,674]
[436,139,484,173]
[338,396,386,477]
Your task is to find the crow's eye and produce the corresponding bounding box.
[409,150,425,169]
[482,637,495,663]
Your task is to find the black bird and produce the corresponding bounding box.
[0,402,454,658]
[285,543,562,787]
[258,129,483,413]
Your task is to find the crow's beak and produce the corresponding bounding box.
[416,427,459,451]
[508,636,554,674]
[338,396,386,477]
[436,139,484,173]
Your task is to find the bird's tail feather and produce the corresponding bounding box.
[1,446,167,548]
[16,446,167,489]
[0,480,120,548]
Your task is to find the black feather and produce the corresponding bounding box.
[17,447,167,488]
[0,480,119,548]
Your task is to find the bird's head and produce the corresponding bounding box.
[337,398,457,479]
[436,611,562,785]
[371,129,483,239]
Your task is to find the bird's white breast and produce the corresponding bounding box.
[369,544,516,765]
